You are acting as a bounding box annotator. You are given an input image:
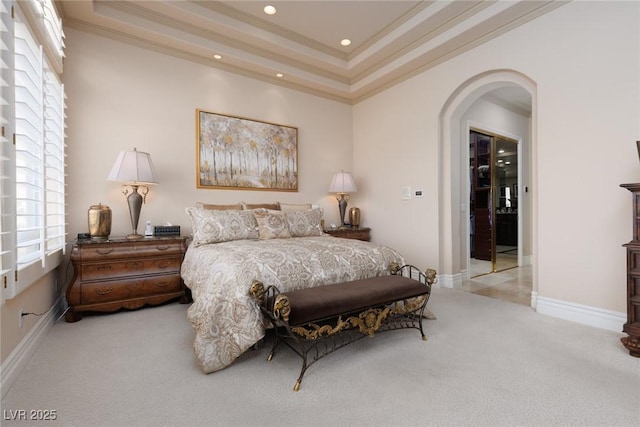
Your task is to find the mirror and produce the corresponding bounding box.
[469,131,518,276]
[494,138,518,272]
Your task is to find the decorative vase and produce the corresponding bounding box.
[88,204,112,241]
[349,207,361,227]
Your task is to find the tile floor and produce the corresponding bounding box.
[469,254,519,276]
[461,260,533,306]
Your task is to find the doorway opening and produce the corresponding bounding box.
[469,129,519,278]
[437,69,536,308]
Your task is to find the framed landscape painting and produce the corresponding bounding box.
[196,109,298,191]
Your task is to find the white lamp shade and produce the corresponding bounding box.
[328,172,357,193]
[107,148,159,185]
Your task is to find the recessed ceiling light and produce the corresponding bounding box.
[264,5,276,15]
[498,149,505,153]
[340,39,352,46]
[276,73,284,78]
[505,161,511,165]
[213,54,222,60]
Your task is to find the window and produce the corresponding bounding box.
[1,1,14,300]
[1,0,65,302]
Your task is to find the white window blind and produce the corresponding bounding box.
[2,0,65,301]
[43,62,64,254]
[1,0,16,302]
[15,8,44,270]
[41,0,64,59]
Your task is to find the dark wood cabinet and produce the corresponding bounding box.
[470,131,492,260]
[496,213,517,246]
[620,183,640,357]
[325,227,371,241]
[65,236,189,322]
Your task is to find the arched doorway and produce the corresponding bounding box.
[438,69,538,308]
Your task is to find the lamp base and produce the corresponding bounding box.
[125,186,144,241]
[337,194,348,226]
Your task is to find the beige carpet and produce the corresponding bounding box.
[1,287,639,427]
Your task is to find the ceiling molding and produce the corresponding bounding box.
[63,17,355,104]
[347,1,433,61]
[59,0,570,104]
[197,0,349,60]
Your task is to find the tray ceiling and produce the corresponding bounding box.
[58,0,566,104]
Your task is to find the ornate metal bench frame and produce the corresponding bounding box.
[249,263,437,391]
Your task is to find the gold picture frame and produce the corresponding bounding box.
[196,109,298,191]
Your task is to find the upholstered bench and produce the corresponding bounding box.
[249,263,437,391]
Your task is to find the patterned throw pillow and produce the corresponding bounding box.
[185,207,259,246]
[253,209,291,240]
[285,207,323,237]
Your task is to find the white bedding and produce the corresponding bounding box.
[181,234,404,373]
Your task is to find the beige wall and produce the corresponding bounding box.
[63,29,354,240]
[353,1,639,313]
[0,272,59,363]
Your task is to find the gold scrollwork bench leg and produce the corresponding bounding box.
[249,265,437,392]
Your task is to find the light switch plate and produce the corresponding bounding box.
[402,186,411,200]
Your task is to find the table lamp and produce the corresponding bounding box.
[328,171,357,227]
[107,148,159,239]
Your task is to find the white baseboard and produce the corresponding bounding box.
[530,290,538,309]
[449,269,623,332]
[536,296,626,333]
[438,272,463,289]
[0,296,64,399]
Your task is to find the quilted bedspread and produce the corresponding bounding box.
[181,235,404,373]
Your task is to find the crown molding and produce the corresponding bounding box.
[60,0,570,104]
[64,18,355,105]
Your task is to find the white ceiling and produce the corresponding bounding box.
[58,0,563,105]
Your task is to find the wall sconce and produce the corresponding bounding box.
[328,171,357,227]
[107,147,159,239]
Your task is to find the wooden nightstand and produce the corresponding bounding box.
[65,236,189,322]
[325,226,371,241]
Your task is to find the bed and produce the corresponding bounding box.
[180,205,404,373]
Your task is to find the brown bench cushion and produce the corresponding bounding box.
[280,275,429,326]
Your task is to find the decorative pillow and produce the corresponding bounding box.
[285,207,324,237]
[242,202,280,210]
[196,202,243,211]
[185,207,258,246]
[279,202,312,212]
[253,209,291,240]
